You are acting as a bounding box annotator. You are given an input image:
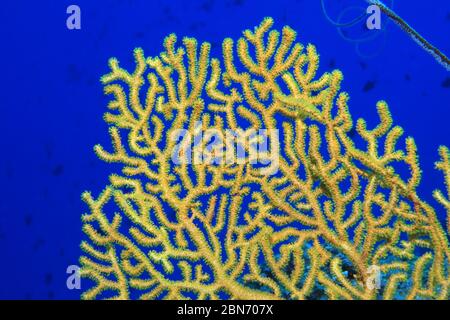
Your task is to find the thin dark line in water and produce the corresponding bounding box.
[367,0,450,70]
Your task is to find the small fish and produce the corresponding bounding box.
[24,214,33,226]
[44,273,53,286]
[363,80,376,92]
[52,164,64,176]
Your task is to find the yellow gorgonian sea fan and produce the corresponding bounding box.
[80,18,450,300]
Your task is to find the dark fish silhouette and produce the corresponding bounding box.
[52,164,64,176]
[363,80,376,92]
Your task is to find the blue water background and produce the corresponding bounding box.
[0,0,449,299]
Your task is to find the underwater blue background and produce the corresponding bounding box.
[0,0,448,299]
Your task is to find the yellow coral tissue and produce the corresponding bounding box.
[79,18,450,300]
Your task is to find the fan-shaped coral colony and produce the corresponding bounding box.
[80,18,450,300]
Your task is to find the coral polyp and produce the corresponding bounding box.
[80,18,450,300]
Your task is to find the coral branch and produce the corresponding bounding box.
[80,18,450,300]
